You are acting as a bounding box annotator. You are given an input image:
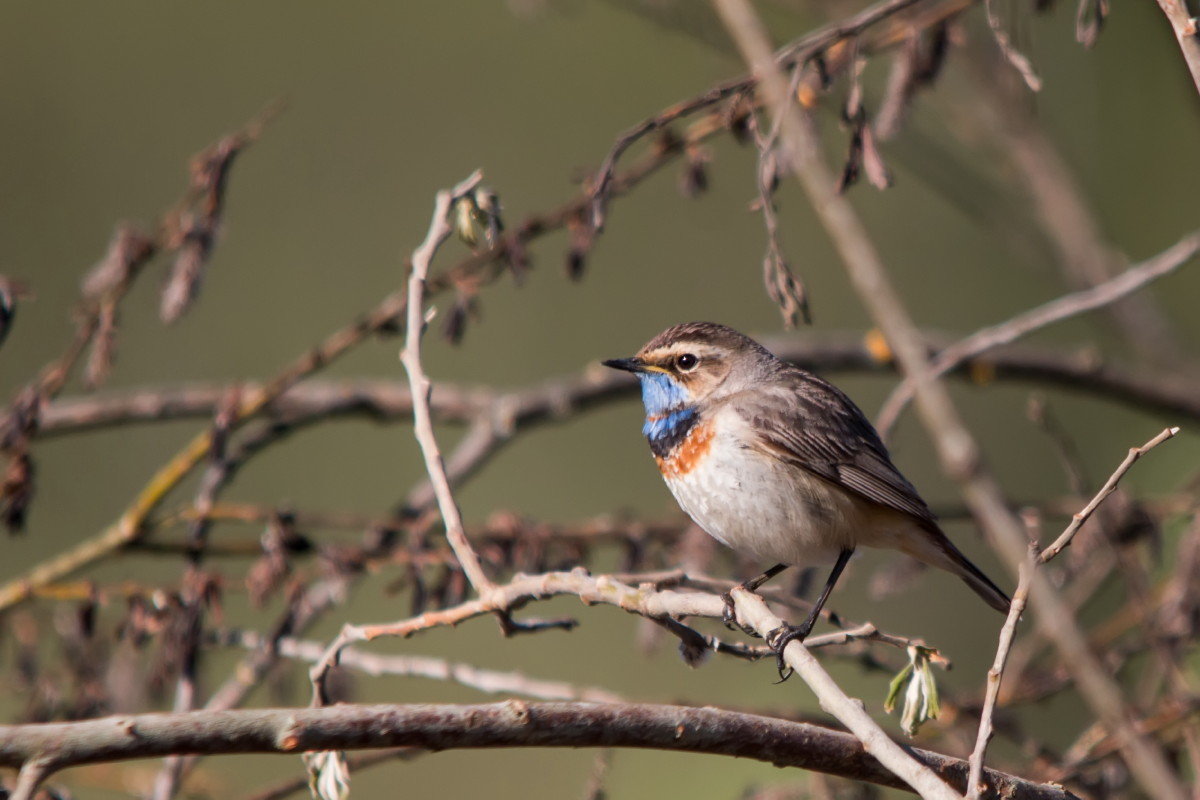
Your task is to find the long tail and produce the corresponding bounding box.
[904,526,1011,614]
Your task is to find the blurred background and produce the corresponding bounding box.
[1,1,1198,797]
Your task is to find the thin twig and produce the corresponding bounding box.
[304,566,933,709]
[9,756,54,800]
[982,0,1042,91]
[1038,427,1180,564]
[398,170,494,596]
[965,542,1035,799]
[217,629,625,703]
[876,233,1200,436]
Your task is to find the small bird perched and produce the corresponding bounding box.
[603,322,1009,674]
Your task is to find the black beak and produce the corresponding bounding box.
[602,357,644,374]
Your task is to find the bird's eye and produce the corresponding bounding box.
[675,353,699,372]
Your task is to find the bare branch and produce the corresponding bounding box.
[726,586,961,800]
[397,170,494,595]
[1038,427,1180,564]
[966,542,1035,799]
[982,0,1042,91]
[876,232,1200,436]
[1153,0,1200,97]
[36,333,1200,440]
[0,701,1073,798]
[10,756,53,800]
[217,629,625,704]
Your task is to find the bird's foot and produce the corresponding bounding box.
[720,590,760,637]
[766,621,814,682]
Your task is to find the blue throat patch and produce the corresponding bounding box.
[636,372,697,457]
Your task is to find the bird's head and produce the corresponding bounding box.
[603,322,773,418]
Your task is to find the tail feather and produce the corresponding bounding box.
[904,526,1011,614]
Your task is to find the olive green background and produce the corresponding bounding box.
[1,2,1198,797]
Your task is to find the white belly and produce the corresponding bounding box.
[662,422,869,567]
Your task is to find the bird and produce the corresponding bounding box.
[603,321,1010,676]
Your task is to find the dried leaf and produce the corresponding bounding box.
[0,277,30,349]
[246,514,295,608]
[160,225,214,324]
[504,234,531,285]
[678,145,710,198]
[81,224,155,301]
[84,300,119,389]
[407,561,429,617]
[652,128,683,158]
[1075,0,1109,48]
[565,210,595,281]
[677,634,710,668]
[914,22,950,84]
[441,290,479,345]
[723,92,755,144]
[860,124,892,190]
[763,250,810,328]
[1,450,34,533]
[843,58,865,123]
[837,122,863,193]
[2,388,42,451]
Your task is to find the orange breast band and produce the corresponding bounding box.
[655,420,715,478]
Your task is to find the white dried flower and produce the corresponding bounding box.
[304,750,351,800]
[884,645,942,736]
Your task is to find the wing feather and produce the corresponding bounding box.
[736,368,938,527]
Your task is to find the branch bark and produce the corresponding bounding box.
[36,335,1200,438]
[1154,0,1200,97]
[0,701,1076,800]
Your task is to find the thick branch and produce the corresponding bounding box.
[0,701,1075,799]
[728,587,959,800]
[38,335,1200,438]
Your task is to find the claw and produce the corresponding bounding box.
[720,591,739,632]
[766,622,813,682]
[720,591,760,637]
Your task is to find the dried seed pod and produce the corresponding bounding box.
[565,210,595,281]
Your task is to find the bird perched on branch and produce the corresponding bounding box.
[604,322,1009,676]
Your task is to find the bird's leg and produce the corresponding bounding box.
[721,563,788,635]
[767,548,854,681]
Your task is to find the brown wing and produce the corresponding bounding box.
[737,367,939,528]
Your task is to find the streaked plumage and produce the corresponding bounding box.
[604,322,1010,646]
